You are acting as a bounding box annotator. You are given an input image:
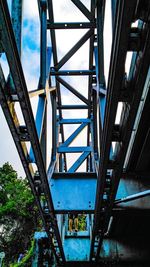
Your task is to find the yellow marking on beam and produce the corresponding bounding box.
[7,101,34,176]
[29,87,56,98]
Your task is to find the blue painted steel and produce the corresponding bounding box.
[59,118,91,124]
[29,48,52,162]
[7,0,23,93]
[57,146,92,153]
[116,179,150,209]
[11,0,23,56]
[64,237,90,261]
[115,189,150,204]
[46,47,52,78]
[60,123,88,148]
[111,0,117,31]
[40,0,47,88]
[68,151,90,173]
[49,176,97,212]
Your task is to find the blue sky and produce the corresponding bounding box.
[0,0,114,176]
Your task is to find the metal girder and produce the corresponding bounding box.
[68,151,90,173]
[2,0,150,264]
[60,123,88,147]
[47,21,96,30]
[57,105,89,110]
[51,69,96,76]
[55,29,94,70]
[71,0,94,21]
[115,190,150,205]
[47,0,67,171]
[0,0,65,263]
[0,64,61,262]
[49,173,97,213]
[59,118,91,124]
[90,0,138,260]
[58,146,92,153]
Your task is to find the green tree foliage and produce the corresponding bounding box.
[0,163,38,265]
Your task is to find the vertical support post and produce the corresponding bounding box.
[11,0,23,56]
[111,0,117,31]
[39,0,47,167]
[8,0,23,93]
[40,108,47,168]
[40,0,47,89]
[93,89,98,158]
[97,0,105,85]
[50,91,57,161]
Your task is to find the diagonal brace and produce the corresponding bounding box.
[71,0,94,21]
[60,122,88,147]
[57,76,89,105]
[55,29,94,70]
[115,190,150,204]
[68,151,90,173]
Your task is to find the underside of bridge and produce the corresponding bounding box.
[0,0,150,266]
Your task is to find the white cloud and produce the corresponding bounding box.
[23,0,39,20]
[0,107,25,177]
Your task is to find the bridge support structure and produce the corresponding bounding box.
[0,0,150,266]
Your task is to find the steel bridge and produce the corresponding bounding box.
[0,0,150,266]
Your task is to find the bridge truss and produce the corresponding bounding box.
[0,0,150,266]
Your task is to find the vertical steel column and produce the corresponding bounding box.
[40,0,47,89]
[7,0,23,93]
[39,0,47,168]
[11,0,23,56]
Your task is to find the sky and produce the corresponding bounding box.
[0,0,121,177]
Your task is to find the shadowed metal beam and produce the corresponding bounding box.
[0,1,65,262]
[57,105,88,109]
[71,0,94,21]
[47,0,67,171]
[51,69,96,76]
[115,190,150,204]
[47,21,96,29]
[90,0,138,260]
[7,0,23,94]
[0,64,60,261]
[87,1,95,172]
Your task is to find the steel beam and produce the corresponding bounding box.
[68,151,90,173]
[60,123,88,147]
[71,0,94,21]
[47,0,67,171]
[115,190,150,205]
[0,1,65,262]
[47,21,96,29]
[90,0,138,260]
[57,146,92,153]
[51,69,96,76]
[57,76,89,105]
[55,29,94,70]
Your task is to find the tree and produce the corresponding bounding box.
[0,163,38,265]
